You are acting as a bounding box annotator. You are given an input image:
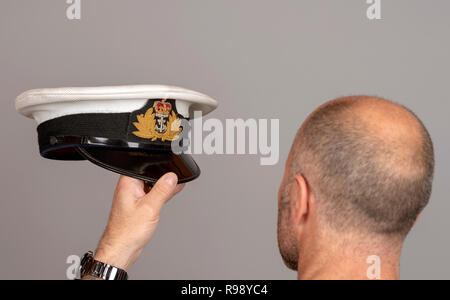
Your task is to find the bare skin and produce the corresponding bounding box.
[278,96,424,280]
[85,97,426,280]
[92,173,184,272]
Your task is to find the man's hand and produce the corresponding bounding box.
[94,173,184,271]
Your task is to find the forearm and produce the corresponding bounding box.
[80,275,104,281]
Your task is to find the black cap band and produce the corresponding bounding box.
[37,99,186,160]
[35,99,199,183]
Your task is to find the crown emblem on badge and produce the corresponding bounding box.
[154,100,172,115]
[132,99,182,142]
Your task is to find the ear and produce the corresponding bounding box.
[290,174,310,226]
[412,213,422,228]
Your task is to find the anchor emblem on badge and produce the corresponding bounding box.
[154,100,172,134]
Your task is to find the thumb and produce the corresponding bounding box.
[138,173,179,215]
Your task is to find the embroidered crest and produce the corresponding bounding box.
[132,99,182,142]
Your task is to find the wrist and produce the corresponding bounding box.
[79,251,129,280]
[95,242,141,272]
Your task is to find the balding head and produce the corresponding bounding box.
[289,96,434,237]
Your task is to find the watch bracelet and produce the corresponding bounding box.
[80,251,128,280]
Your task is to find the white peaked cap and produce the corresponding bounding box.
[15,85,218,124]
[15,85,219,184]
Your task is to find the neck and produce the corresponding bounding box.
[297,234,402,280]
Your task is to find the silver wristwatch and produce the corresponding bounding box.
[79,251,128,280]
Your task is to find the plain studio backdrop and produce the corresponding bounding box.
[0,0,449,280]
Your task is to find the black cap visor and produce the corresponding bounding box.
[76,146,200,184]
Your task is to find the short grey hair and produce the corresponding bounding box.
[291,97,434,237]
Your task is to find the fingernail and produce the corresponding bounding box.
[164,173,177,186]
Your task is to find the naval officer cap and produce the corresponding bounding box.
[16,85,218,183]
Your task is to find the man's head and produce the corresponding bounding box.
[277,96,435,270]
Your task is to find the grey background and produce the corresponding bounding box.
[0,0,449,280]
